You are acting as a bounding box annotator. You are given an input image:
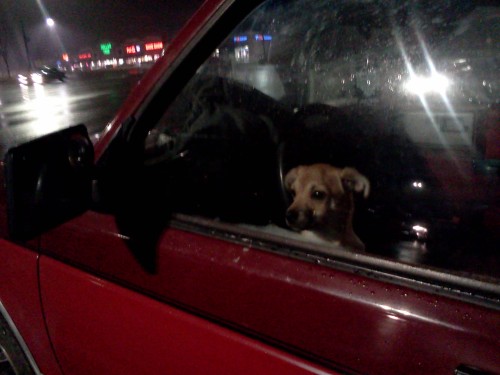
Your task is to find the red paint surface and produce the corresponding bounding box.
[0,239,63,375]
[40,256,337,375]
[40,212,500,375]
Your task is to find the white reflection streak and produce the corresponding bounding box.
[21,84,31,102]
[439,91,474,151]
[378,304,466,332]
[22,85,70,137]
[416,30,473,149]
[440,96,472,146]
[414,30,471,177]
[394,26,466,176]
[394,28,446,140]
[405,31,447,147]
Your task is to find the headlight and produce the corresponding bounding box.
[411,224,428,240]
[17,74,29,85]
[404,73,451,95]
[31,73,44,84]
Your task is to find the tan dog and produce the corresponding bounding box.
[284,163,370,250]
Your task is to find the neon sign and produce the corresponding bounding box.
[234,36,248,42]
[144,42,163,51]
[78,53,92,60]
[254,34,272,41]
[100,42,112,55]
[125,45,141,55]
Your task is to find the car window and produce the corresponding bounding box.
[144,0,499,284]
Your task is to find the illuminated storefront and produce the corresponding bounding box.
[234,33,273,63]
[124,39,164,65]
[70,38,166,70]
[76,50,94,69]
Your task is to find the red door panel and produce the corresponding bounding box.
[0,239,63,375]
[39,256,337,375]
[40,213,500,375]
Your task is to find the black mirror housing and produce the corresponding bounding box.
[4,124,94,240]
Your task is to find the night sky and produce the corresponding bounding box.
[0,0,204,70]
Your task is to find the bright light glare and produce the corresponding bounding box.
[18,74,30,86]
[412,181,424,189]
[412,225,428,234]
[46,18,55,27]
[412,225,429,240]
[31,73,44,84]
[404,73,451,95]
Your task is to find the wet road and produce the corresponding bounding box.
[0,69,145,157]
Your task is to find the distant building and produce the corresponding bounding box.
[70,37,166,70]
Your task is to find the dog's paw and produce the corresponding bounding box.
[300,230,336,244]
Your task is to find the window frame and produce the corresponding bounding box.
[170,213,500,308]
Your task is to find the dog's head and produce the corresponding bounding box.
[284,163,369,233]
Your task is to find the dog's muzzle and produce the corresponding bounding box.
[286,208,314,230]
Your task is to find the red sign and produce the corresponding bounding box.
[78,53,92,60]
[144,42,164,51]
[125,45,141,55]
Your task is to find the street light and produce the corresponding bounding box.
[20,18,56,71]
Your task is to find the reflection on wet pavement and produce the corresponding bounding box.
[0,69,144,156]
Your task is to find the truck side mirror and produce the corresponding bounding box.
[4,124,94,240]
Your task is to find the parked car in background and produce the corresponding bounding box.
[1,0,499,374]
[17,66,66,85]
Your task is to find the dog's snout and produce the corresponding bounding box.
[286,208,313,230]
[286,209,299,225]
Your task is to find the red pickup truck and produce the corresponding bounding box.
[1,0,499,374]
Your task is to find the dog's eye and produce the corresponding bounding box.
[311,190,326,200]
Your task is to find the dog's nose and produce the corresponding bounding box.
[286,209,299,225]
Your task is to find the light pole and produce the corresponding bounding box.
[21,18,57,71]
[20,21,32,71]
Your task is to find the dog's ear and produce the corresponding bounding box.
[284,167,298,191]
[340,167,370,198]
[324,167,345,195]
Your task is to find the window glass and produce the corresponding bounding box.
[145,0,500,282]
